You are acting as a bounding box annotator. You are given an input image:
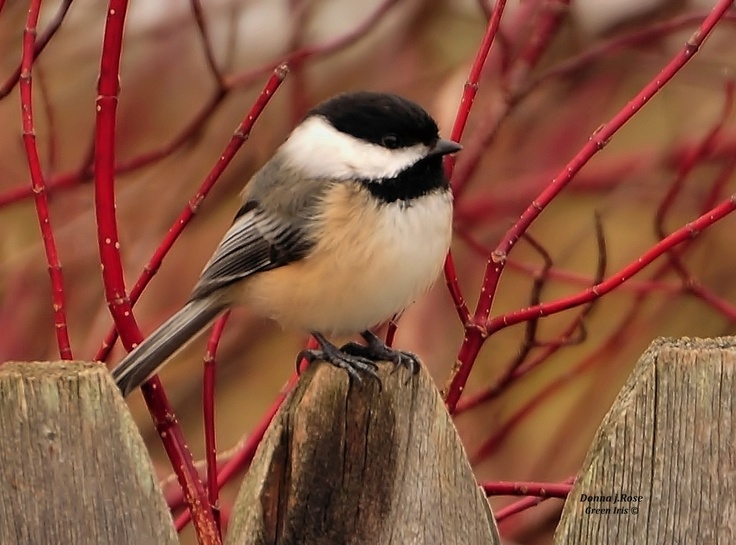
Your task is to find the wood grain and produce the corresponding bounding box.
[225,361,499,545]
[0,361,177,545]
[554,337,736,544]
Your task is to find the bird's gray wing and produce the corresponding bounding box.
[189,200,314,301]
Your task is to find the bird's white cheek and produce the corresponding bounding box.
[280,116,426,180]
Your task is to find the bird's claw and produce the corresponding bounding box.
[341,335,421,376]
[296,343,380,385]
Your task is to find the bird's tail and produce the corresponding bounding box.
[112,298,225,397]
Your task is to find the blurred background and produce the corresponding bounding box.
[1,0,735,543]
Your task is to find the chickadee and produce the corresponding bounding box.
[112,91,461,397]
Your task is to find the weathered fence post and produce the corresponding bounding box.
[554,337,736,544]
[225,361,500,545]
[0,361,177,545]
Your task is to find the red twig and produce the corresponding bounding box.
[94,2,219,543]
[454,307,593,416]
[20,0,73,360]
[203,312,230,538]
[482,480,572,499]
[472,293,651,461]
[456,220,605,415]
[442,0,573,405]
[142,381,220,545]
[444,0,735,412]
[476,177,736,458]
[94,65,288,362]
[95,0,141,348]
[445,0,506,178]
[442,0,507,328]
[451,0,571,200]
[444,250,471,325]
[495,476,576,522]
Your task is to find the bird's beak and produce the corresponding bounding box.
[428,138,463,157]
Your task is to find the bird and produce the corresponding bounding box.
[112,91,461,397]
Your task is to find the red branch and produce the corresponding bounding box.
[95,0,141,349]
[451,0,571,200]
[444,0,735,412]
[482,480,572,499]
[202,312,230,538]
[445,0,507,177]
[20,0,73,359]
[495,476,576,522]
[94,2,219,543]
[442,0,507,327]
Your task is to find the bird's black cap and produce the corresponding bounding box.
[308,91,440,150]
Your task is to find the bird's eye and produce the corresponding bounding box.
[381,134,400,149]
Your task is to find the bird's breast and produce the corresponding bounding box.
[240,182,453,335]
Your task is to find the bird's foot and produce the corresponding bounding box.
[296,333,380,383]
[340,330,421,375]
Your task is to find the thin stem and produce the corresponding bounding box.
[482,480,572,499]
[20,0,73,359]
[442,0,508,327]
[494,476,576,522]
[203,312,230,538]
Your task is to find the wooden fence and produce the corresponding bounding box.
[0,336,733,544]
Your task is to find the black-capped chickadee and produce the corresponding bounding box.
[112,91,461,396]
